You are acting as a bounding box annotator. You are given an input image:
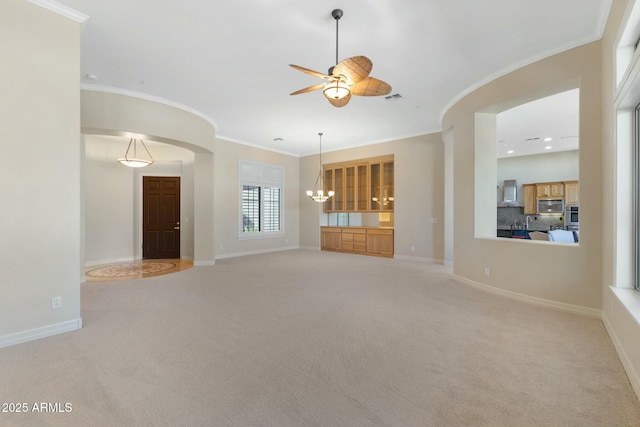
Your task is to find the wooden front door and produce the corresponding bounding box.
[143,176,180,259]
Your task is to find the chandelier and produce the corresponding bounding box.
[306,132,334,202]
[118,138,154,168]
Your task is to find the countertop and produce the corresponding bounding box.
[497,225,549,231]
[321,226,395,230]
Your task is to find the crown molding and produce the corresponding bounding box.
[28,0,89,23]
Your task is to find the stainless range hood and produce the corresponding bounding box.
[498,179,522,207]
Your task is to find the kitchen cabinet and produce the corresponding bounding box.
[536,182,564,199]
[523,184,536,214]
[320,226,394,257]
[564,181,579,205]
[324,155,393,213]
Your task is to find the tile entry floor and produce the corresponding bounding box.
[85,259,193,282]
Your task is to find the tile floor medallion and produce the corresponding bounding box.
[85,260,192,281]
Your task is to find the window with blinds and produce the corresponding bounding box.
[242,185,261,232]
[238,160,284,237]
[263,187,281,232]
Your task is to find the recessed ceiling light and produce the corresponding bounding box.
[85,73,98,80]
[544,137,552,142]
[507,150,514,154]
[545,146,552,150]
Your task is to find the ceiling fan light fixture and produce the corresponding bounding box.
[323,80,351,100]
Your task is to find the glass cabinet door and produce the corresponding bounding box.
[345,166,356,211]
[356,164,368,211]
[382,161,394,211]
[323,168,333,211]
[370,163,381,211]
[333,167,344,211]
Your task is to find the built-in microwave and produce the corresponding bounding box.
[566,205,579,225]
[537,199,564,214]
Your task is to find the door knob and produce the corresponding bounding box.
[174,226,180,230]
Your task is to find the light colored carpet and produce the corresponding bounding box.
[1,249,638,426]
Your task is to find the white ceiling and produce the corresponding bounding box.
[53,0,609,156]
[496,88,579,158]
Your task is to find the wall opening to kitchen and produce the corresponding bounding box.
[474,81,580,244]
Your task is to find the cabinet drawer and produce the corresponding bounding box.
[367,228,393,236]
[354,243,367,252]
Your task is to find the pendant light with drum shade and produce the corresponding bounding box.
[118,137,154,168]
[306,132,334,202]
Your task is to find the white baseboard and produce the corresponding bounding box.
[194,260,215,266]
[0,318,83,349]
[215,245,300,260]
[454,274,602,318]
[394,254,444,264]
[602,311,640,401]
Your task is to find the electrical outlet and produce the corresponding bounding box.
[51,296,62,310]
[431,218,438,224]
[410,246,415,252]
[484,267,491,277]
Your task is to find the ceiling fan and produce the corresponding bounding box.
[289,9,392,108]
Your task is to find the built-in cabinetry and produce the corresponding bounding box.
[536,182,564,199]
[522,181,579,214]
[523,184,537,214]
[564,180,579,205]
[321,226,394,257]
[323,155,394,213]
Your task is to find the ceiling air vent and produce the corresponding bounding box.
[385,93,403,101]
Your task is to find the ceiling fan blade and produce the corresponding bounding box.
[351,77,392,96]
[289,64,332,80]
[290,83,327,96]
[333,56,372,83]
[326,92,352,108]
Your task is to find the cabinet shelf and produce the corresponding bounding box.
[323,155,394,213]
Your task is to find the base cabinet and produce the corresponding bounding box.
[321,227,342,251]
[321,226,394,258]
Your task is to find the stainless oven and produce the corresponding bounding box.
[566,205,579,226]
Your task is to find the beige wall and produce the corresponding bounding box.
[443,41,603,310]
[214,138,300,258]
[299,134,445,262]
[0,1,82,341]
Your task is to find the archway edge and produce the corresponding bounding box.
[80,88,216,154]
[81,88,216,265]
